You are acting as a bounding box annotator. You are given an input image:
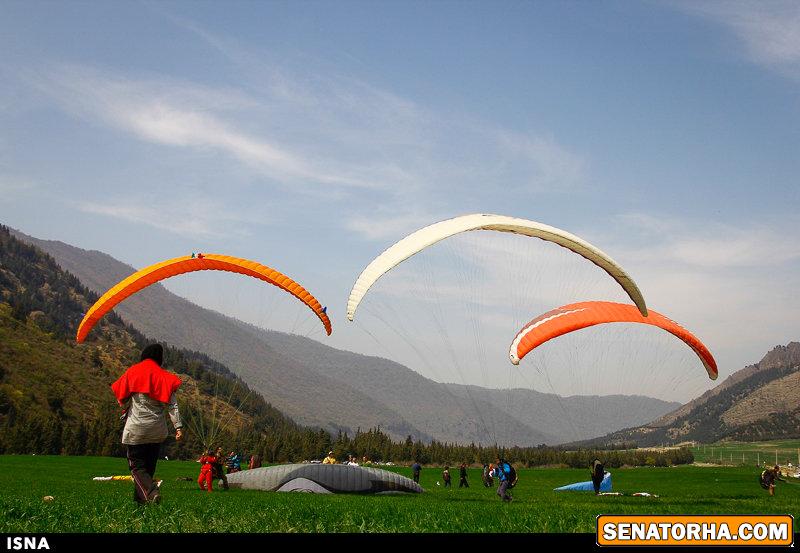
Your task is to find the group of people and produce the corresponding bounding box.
[415,459,517,501]
[113,343,523,504]
[585,458,788,498]
[196,448,244,492]
[111,344,266,503]
[440,463,470,488]
[321,451,371,466]
[111,344,791,506]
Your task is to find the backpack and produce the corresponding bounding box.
[504,462,518,488]
[594,462,605,479]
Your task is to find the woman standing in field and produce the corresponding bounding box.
[111,344,183,504]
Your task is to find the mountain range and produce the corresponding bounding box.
[14,228,688,445]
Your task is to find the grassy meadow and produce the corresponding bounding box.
[691,440,800,467]
[0,455,798,533]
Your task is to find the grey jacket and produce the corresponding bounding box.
[121,392,182,445]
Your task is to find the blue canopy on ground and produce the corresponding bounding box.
[554,471,611,492]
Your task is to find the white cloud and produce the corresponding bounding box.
[160,7,432,137]
[619,213,800,268]
[74,197,254,239]
[345,211,443,242]
[29,65,393,190]
[492,130,585,190]
[673,0,800,80]
[18,46,584,229]
[601,212,800,381]
[668,233,800,268]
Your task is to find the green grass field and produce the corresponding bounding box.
[691,440,800,467]
[0,456,798,533]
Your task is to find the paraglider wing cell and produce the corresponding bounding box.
[346,213,647,321]
[76,254,332,342]
[509,301,717,380]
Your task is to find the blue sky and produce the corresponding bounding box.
[1,1,798,402]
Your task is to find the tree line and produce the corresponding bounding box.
[0,407,694,468]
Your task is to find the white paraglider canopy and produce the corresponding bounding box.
[346,213,648,322]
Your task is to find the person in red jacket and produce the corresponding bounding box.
[197,450,217,492]
[111,344,183,505]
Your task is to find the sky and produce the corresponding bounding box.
[1,0,798,402]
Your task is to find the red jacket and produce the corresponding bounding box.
[199,455,217,471]
[111,359,181,405]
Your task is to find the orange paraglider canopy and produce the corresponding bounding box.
[76,254,332,343]
[509,301,717,380]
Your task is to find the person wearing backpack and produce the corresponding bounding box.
[493,457,517,502]
[591,459,605,495]
[760,465,785,496]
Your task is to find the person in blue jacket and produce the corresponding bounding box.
[411,461,422,483]
[226,451,242,473]
[493,457,517,502]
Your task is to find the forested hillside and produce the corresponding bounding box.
[579,343,800,447]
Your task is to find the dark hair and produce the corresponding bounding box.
[140,344,164,366]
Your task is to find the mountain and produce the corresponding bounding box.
[11,230,426,440]
[444,384,679,444]
[0,225,318,460]
[13,228,680,445]
[579,343,800,446]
